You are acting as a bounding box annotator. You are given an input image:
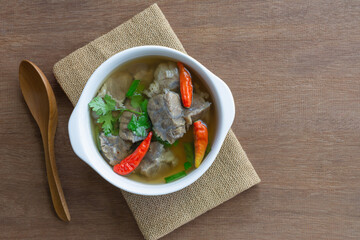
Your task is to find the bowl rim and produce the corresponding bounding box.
[68,45,235,195]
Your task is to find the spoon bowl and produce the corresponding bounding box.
[19,61,50,133]
[19,60,71,222]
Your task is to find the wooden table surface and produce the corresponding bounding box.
[1,1,360,239]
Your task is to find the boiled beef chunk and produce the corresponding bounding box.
[138,142,178,178]
[183,93,211,126]
[144,62,180,97]
[128,63,155,86]
[97,71,133,108]
[154,62,179,89]
[99,132,132,166]
[147,91,186,144]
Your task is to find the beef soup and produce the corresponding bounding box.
[89,57,214,184]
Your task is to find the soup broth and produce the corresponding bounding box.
[90,56,215,184]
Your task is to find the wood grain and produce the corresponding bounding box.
[1,0,359,239]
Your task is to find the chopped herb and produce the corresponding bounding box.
[115,107,142,115]
[183,142,194,170]
[131,94,144,108]
[127,83,152,137]
[130,82,146,108]
[128,114,151,137]
[136,83,145,93]
[94,126,101,150]
[111,128,119,136]
[183,142,194,163]
[89,94,116,116]
[154,133,178,147]
[164,171,187,183]
[97,112,117,135]
[103,94,116,108]
[164,142,195,183]
[140,99,148,114]
[89,94,118,135]
[89,94,147,136]
[111,122,120,136]
[184,161,192,171]
[126,80,141,97]
[205,144,212,157]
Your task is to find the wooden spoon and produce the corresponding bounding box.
[19,60,71,222]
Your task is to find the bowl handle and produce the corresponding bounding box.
[68,107,91,166]
[206,70,236,130]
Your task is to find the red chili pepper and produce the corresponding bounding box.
[177,62,193,108]
[113,131,153,175]
[193,120,208,168]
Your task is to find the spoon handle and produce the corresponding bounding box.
[41,133,71,222]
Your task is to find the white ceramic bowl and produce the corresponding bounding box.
[68,46,235,195]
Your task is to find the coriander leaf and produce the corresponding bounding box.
[184,161,192,171]
[131,94,144,108]
[154,133,177,147]
[136,83,145,93]
[89,94,116,116]
[137,115,151,128]
[126,80,141,97]
[135,126,148,137]
[140,99,148,113]
[165,171,187,183]
[127,114,151,137]
[130,83,146,108]
[89,97,107,116]
[128,115,138,130]
[104,94,116,109]
[97,112,117,136]
[116,107,142,115]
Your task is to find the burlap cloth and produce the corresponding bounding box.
[53,4,260,240]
